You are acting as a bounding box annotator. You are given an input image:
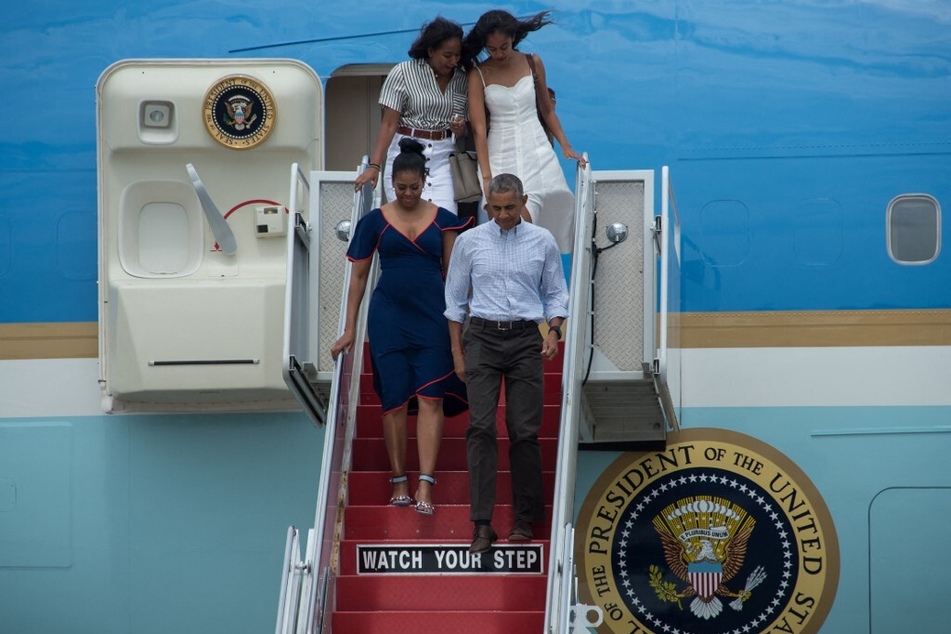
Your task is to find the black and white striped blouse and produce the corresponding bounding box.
[379,59,468,131]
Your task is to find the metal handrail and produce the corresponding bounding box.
[298,165,375,634]
[275,160,374,634]
[543,154,595,633]
[656,166,681,431]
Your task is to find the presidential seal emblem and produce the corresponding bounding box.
[576,429,839,634]
[202,75,276,149]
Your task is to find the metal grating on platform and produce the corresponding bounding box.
[591,179,646,371]
[316,178,360,373]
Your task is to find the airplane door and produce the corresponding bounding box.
[96,59,322,413]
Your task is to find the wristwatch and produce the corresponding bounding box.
[548,324,563,339]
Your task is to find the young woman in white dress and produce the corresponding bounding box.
[462,10,586,251]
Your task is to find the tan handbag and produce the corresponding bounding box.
[449,151,482,203]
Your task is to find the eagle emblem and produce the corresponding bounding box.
[203,75,275,149]
[225,94,256,131]
[651,496,767,619]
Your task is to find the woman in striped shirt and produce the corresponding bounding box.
[354,17,468,214]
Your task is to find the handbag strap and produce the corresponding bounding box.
[525,53,544,113]
[525,53,551,138]
[525,53,539,88]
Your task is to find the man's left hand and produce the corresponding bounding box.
[541,331,560,360]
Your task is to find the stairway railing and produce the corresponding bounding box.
[276,161,374,634]
[656,165,682,430]
[544,155,595,633]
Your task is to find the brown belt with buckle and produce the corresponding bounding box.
[397,126,452,141]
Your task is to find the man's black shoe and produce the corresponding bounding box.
[469,525,498,554]
[507,520,533,542]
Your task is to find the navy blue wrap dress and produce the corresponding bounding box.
[346,207,471,417]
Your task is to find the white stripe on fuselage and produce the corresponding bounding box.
[680,346,951,408]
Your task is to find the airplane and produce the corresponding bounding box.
[1,1,949,633]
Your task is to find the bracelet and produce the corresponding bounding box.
[367,163,381,171]
[548,325,562,339]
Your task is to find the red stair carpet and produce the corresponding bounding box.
[331,343,563,633]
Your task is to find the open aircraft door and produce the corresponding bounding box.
[97,59,321,413]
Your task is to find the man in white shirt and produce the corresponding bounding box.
[444,173,569,554]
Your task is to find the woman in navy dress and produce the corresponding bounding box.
[332,138,471,514]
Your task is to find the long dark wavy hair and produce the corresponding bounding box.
[408,16,464,60]
[461,10,553,68]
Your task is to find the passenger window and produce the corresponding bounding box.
[887,194,940,264]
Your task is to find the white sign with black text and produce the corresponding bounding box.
[357,543,544,575]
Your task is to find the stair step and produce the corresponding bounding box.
[338,539,549,576]
[331,343,563,632]
[343,505,552,540]
[363,339,563,363]
[359,371,565,402]
[347,470,556,506]
[334,574,547,610]
[355,403,562,438]
[351,437,558,471]
[331,610,544,634]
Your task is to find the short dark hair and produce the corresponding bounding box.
[392,137,428,180]
[488,173,524,198]
[408,16,464,60]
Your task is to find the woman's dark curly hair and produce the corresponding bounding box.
[408,16,464,59]
[461,10,553,68]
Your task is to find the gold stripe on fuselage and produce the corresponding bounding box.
[674,309,951,348]
[0,322,98,360]
[2,310,950,360]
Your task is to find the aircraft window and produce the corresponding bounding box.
[886,194,940,264]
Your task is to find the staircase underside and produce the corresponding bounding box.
[581,378,667,444]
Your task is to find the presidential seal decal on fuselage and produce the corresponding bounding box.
[576,429,839,634]
[203,75,275,149]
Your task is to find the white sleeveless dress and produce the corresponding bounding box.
[481,72,575,252]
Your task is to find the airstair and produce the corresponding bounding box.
[276,160,681,633]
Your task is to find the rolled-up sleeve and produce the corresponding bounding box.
[541,235,569,323]
[444,235,472,324]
